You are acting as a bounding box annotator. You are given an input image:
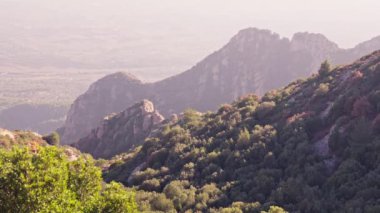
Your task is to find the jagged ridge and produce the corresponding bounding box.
[61,28,380,144]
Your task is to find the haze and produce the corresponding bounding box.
[1,0,380,110]
[1,0,380,134]
[1,0,380,79]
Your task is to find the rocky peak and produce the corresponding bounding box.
[102,71,141,83]
[73,99,165,159]
[289,32,341,73]
[291,32,339,51]
[138,99,155,114]
[231,28,281,42]
[354,36,380,50]
[227,28,286,53]
[61,72,149,145]
[349,36,380,57]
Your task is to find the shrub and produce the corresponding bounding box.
[265,206,288,213]
[236,128,251,148]
[183,109,204,129]
[256,101,276,120]
[315,83,329,96]
[43,131,60,146]
[141,178,161,191]
[218,104,234,114]
[151,194,175,212]
[318,60,332,76]
[97,182,138,213]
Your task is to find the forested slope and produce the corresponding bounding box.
[104,51,380,212]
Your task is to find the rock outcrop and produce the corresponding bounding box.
[61,72,148,144]
[61,28,380,144]
[73,100,164,159]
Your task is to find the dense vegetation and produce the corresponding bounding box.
[103,51,380,212]
[0,145,137,213]
[2,51,380,212]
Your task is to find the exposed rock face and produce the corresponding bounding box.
[73,100,164,159]
[61,72,148,144]
[61,28,380,144]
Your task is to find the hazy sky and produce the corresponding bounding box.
[1,0,380,81]
[1,0,380,48]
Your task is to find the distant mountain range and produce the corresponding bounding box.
[61,28,380,144]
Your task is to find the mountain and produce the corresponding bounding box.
[103,51,380,212]
[61,72,149,144]
[73,100,164,159]
[61,28,380,144]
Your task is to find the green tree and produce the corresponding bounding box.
[151,194,175,212]
[318,60,332,76]
[236,128,251,148]
[97,182,138,213]
[0,147,79,212]
[0,146,137,213]
[67,157,102,209]
[183,109,204,130]
[43,131,60,146]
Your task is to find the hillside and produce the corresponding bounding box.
[61,28,380,144]
[103,51,380,212]
[0,128,46,149]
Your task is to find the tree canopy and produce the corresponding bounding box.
[0,146,137,213]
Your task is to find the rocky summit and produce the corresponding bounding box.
[73,100,164,159]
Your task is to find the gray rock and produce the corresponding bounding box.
[72,100,164,159]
